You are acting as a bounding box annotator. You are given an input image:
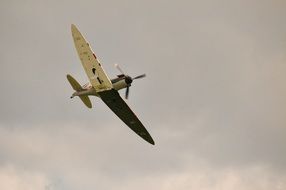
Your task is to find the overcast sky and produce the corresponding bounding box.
[0,0,286,190]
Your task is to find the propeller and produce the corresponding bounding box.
[114,64,146,99]
[125,86,130,99]
[133,74,146,79]
[115,63,125,75]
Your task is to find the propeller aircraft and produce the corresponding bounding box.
[67,24,154,145]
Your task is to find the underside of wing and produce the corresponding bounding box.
[71,24,112,92]
[98,89,155,145]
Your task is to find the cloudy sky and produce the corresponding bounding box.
[0,0,286,189]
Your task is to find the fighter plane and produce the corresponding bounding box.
[67,24,154,145]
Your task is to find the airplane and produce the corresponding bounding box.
[67,24,155,145]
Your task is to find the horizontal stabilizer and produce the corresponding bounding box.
[67,74,92,108]
[67,74,83,91]
[79,95,92,108]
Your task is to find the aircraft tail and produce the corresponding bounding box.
[79,95,92,108]
[67,74,83,91]
[67,74,92,108]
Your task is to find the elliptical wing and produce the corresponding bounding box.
[71,24,112,92]
[98,89,155,145]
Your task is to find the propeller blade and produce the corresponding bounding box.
[114,63,125,75]
[133,74,146,80]
[125,86,130,99]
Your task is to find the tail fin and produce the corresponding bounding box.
[67,74,83,91]
[79,95,92,108]
[67,74,92,108]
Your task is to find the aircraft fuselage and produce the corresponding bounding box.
[71,76,130,98]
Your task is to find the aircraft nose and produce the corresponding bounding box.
[125,76,133,84]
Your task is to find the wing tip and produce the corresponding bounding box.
[148,137,155,145]
[144,135,155,145]
[71,23,76,29]
[71,24,78,33]
[66,74,71,79]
